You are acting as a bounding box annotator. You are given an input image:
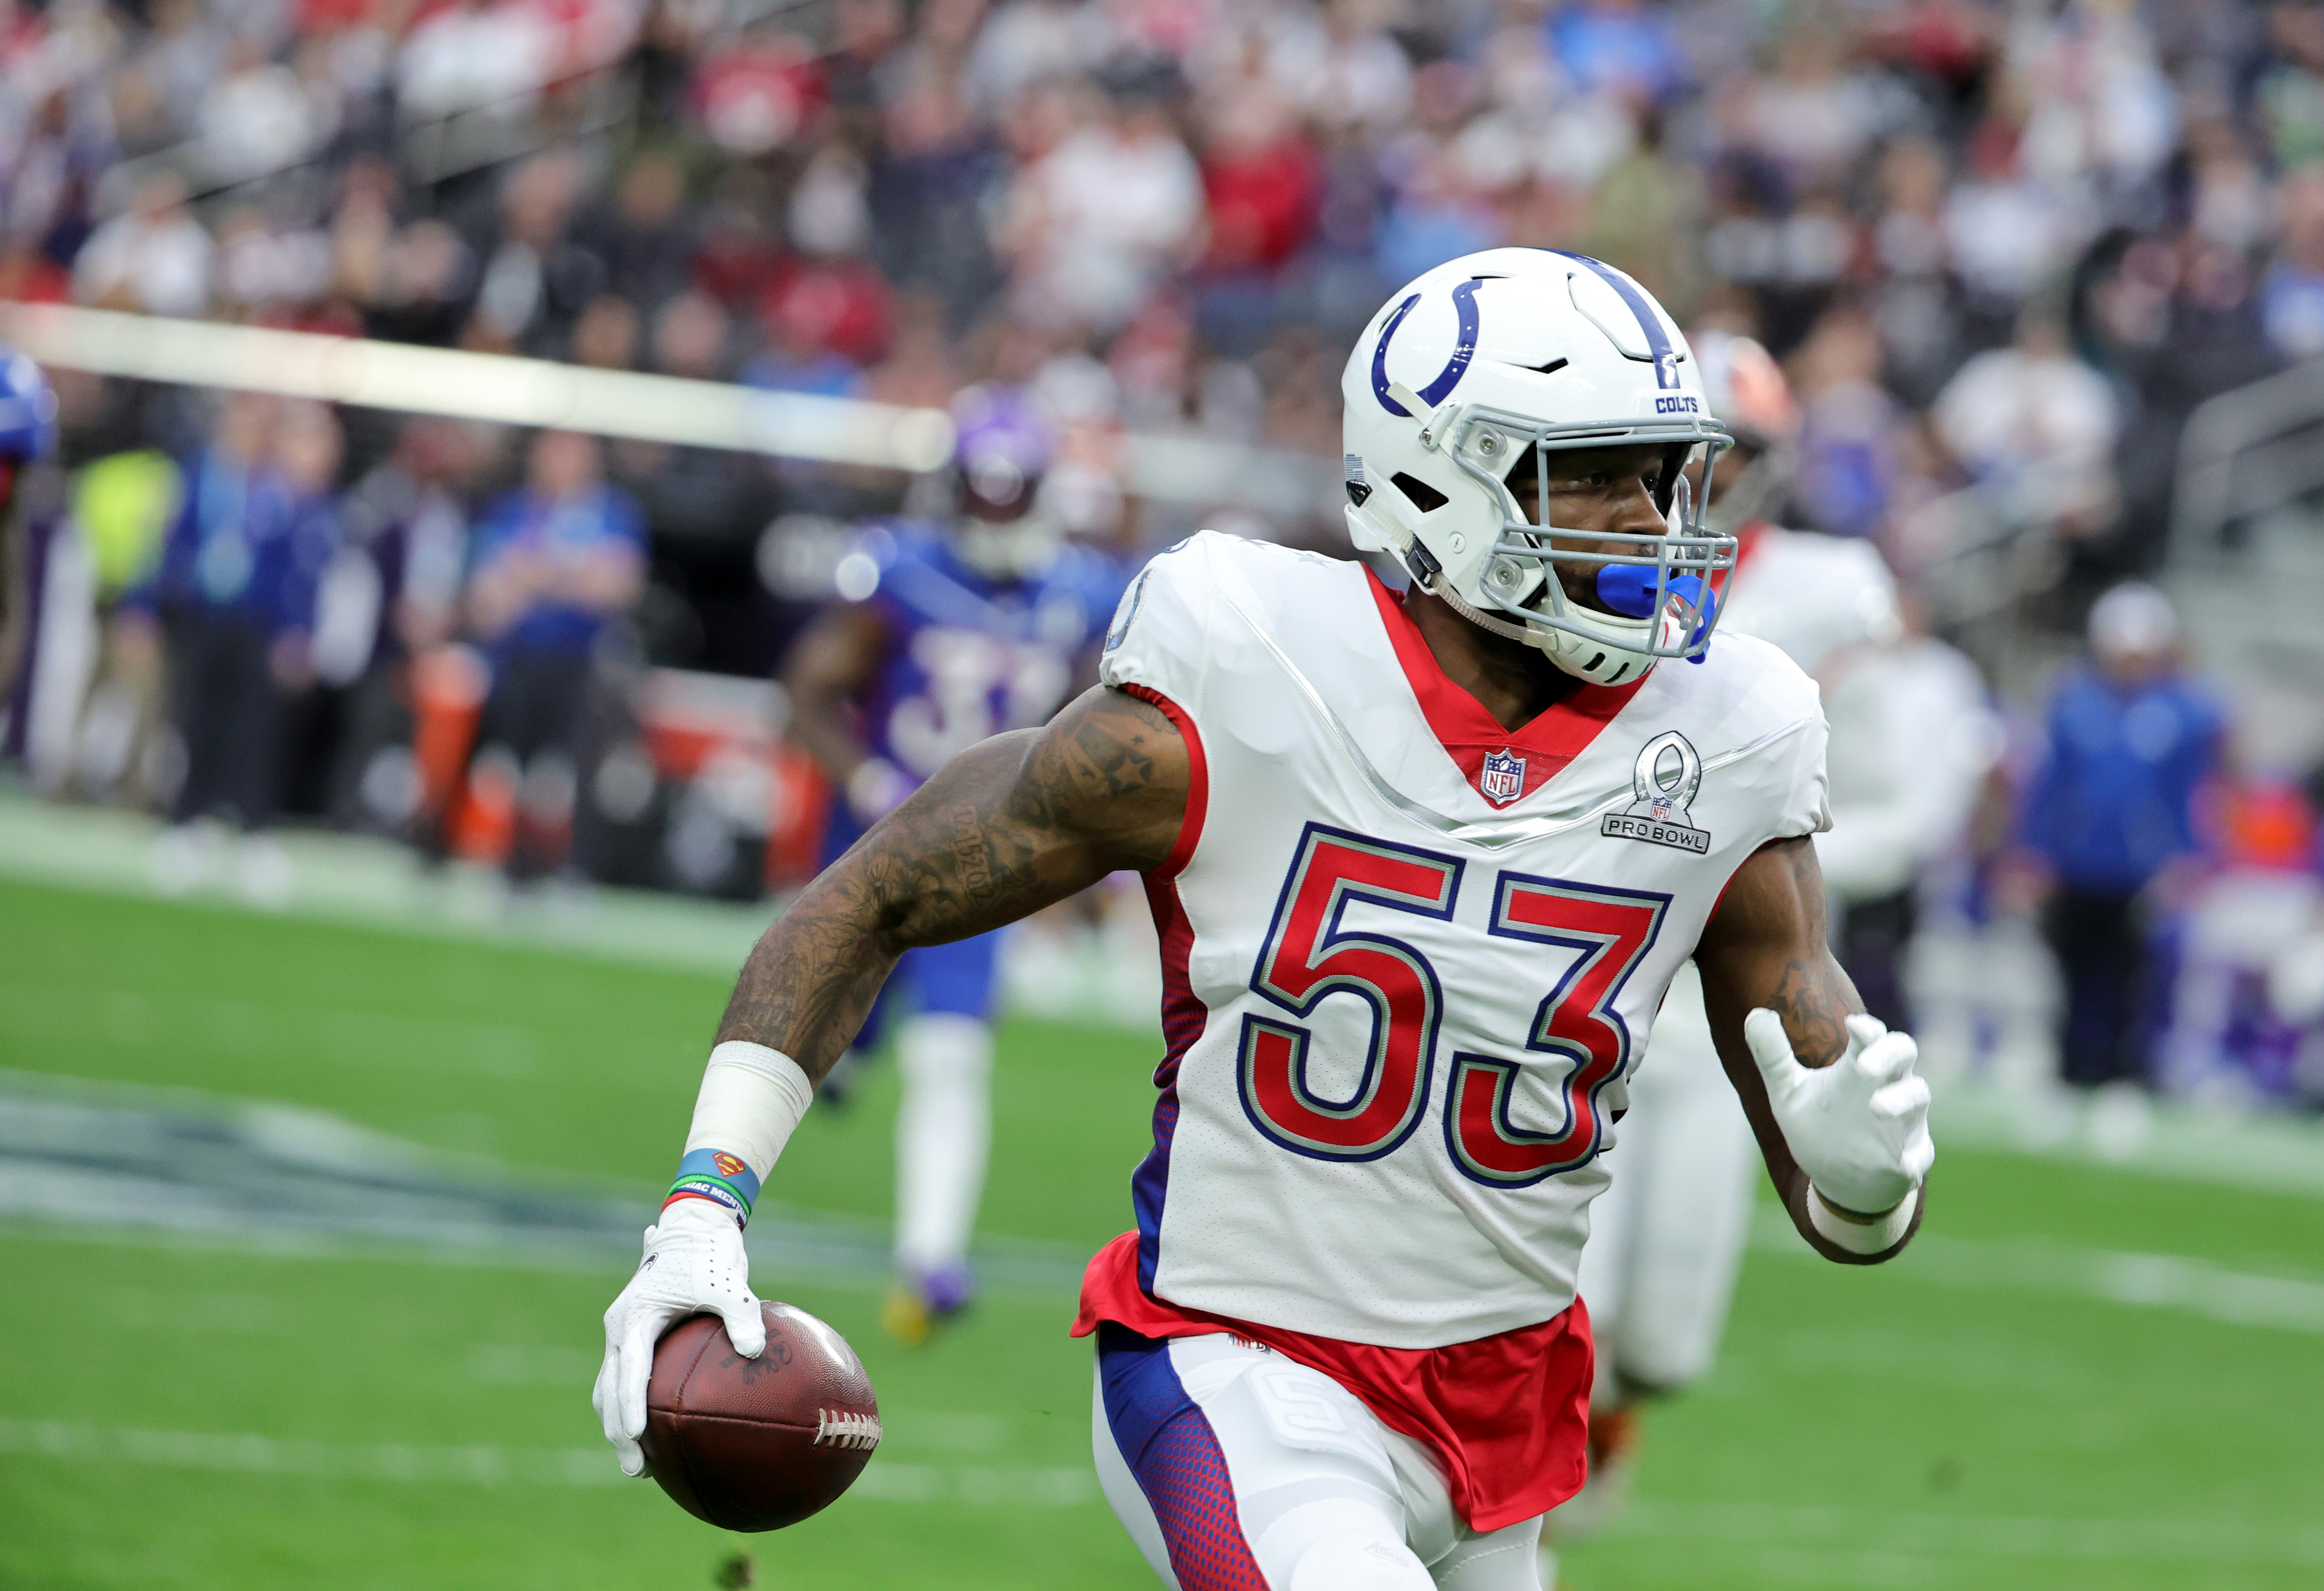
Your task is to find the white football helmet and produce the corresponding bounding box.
[1341,248,1734,686]
[1690,328,1798,537]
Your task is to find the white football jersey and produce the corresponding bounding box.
[1098,532,1831,1349]
[1718,526,1995,899]
[1718,524,1898,680]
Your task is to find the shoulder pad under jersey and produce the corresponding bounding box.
[1099,531,1347,712]
[1725,529,1900,676]
[1100,535,1215,710]
[1643,627,1834,842]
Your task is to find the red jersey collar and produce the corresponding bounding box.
[1365,572,1644,808]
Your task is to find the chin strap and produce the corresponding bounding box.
[1417,558,1657,684]
[1424,569,1544,647]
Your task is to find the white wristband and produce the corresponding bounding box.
[1806,1182,1917,1256]
[685,1041,816,1182]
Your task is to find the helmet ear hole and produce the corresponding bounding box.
[1390,471,1448,513]
[1500,449,1543,526]
[1654,444,1687,514]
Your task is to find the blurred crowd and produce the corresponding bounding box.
[5,0,2324,1112]
[9,0,2324,563]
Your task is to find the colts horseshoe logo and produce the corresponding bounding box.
[1372,279,1482,417]
[1556,251,1684,392]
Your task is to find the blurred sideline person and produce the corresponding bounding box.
[781,386,1131,1342]
[324,417,485,833]
[131,394,337,905]
[273,404,352,824]
[1547,334,1991,1576]
[0,350,59,722]
[2023,583,2223,1112]
[457,429,645,883]
[55,449,184,810]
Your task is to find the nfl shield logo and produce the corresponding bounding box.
[1479,749,1526,806]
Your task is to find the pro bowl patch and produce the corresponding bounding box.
[1603,731,1710,854]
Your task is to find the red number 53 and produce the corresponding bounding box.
[1238,823,1669,1188]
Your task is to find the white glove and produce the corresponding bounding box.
[591,1197,766,1476]
[1745,1008,1934,1219]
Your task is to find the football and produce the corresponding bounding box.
[640,1301,882,1531]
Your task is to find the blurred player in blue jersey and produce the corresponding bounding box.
[781,384,1131,1342]
[0,351,59,723]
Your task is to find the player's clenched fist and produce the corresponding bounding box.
[592,1198,767,1476]
[1744,1009,1934,1255]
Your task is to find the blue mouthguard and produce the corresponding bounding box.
[1593,567,1718,663]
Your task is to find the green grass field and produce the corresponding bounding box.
[4,874,2323,1591]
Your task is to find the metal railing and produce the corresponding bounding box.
[100,60,639,210]
[2170,356,2324,556]
[0,302,1341,517]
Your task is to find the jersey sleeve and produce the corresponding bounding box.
[1717,632,1833,846]
[1098,534,1224,717]
[1777,697,1834,841]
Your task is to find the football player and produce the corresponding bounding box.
[0,350,58,716]
[598,251,1934,1590]
[779,384,1131,1342]
[1545,334,1988,1573]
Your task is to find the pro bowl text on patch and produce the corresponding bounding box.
[1602,730,1710,854]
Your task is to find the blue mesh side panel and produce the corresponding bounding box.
[1098,1324,1270,1591]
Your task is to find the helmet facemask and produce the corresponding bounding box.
[1698,435,1796,538]
[1417,404,1737,685]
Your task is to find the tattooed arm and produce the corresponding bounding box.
[1695,837,1928,1264]
[592,685,1187,1474]
[713,684,1190,1080]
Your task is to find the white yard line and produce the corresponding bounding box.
[1930,1082,2324,1201]
[0,1417,1098,1504]
[1752,1209,2324,1335]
